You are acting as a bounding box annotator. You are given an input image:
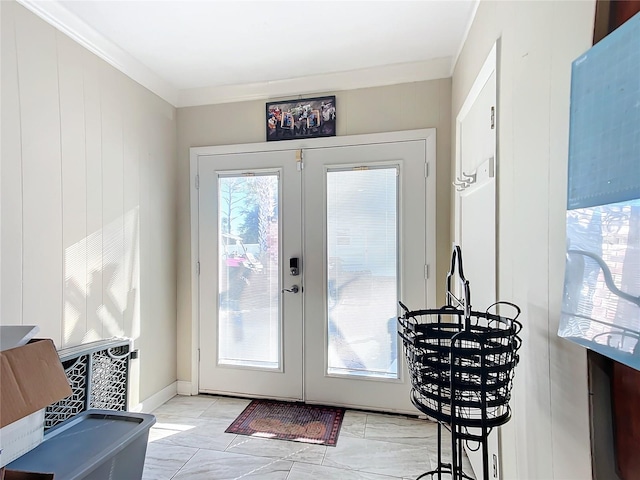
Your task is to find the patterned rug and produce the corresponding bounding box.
[225,400,345,446]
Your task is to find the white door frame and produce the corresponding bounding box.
[454,42,499,479]
[188,129,437,397]
[454,42,497,245]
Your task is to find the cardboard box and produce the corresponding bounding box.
[0,340,72,466]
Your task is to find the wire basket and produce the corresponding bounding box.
[450,304,522,428]
[398,306,463,423]
[399,302,522,428]
[399,245,523,480]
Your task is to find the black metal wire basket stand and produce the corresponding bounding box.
[398,246,523,480]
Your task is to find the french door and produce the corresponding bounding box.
[198,150,303,400]
[196,134,433,413]
[302,142,428,411]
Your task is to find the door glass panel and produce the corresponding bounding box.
[326,167,399,378]
[218,174,280,369]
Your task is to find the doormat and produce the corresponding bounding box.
[225,399,345,446]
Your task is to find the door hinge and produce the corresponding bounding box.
[425,264,430,279]
[296,149,304,171]
[195,175,199,189]
[493,453,498,478]
[196,261,200,275]
[425,163,430,178]
[491,106,495,129]
[198,348,201,362]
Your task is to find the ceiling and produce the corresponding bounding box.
[19,0,478,107]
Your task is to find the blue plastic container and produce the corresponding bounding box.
[7,410,155,479]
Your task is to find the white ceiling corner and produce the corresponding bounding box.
[17,0,478,108]
[450,0,481,76]
[17,0,180,106]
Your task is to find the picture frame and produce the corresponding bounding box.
[266,95,336,141]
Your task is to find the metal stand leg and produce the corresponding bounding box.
[481,429,489,480]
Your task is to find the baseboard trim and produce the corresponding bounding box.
[177,381,194,396]
[131,382,177,413]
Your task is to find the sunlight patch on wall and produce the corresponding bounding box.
[63,207,140,346]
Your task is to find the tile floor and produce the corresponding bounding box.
[143,395,475,480]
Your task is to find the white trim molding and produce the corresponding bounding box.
[130,382,177,414]
[178,58,452,108]
[16,0,179,105]
[177,381,195,396]
[13,1,453,109]
[454,41,497,246]
[456,43,497,122]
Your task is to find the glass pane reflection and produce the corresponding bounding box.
[326,167,399,379]
[560,199,640,369]
[218,174,280,369]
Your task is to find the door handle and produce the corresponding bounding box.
[282,285,300,294]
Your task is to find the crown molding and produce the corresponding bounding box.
[177,57,453,108]
[17,0,453,109]
[17,0,180,106]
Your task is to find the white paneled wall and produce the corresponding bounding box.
[15,5,64,343]
[59,33,88,347]
[1,0,23,328]
[451,1,595,478]
[1,1,177,403]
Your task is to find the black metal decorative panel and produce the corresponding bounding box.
[44,355,88,429]
[44,339,131,430]
[89,346,130,411]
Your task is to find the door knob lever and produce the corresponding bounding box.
[282,285,300,294]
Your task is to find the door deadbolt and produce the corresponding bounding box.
[289,257,300,276]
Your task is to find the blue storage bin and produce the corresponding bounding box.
[7,410,155,479]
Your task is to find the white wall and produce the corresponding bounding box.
[0,1,178,404]
[452,1,596,478]
[176,79,452,385]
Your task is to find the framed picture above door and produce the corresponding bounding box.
[266,95,336,141]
